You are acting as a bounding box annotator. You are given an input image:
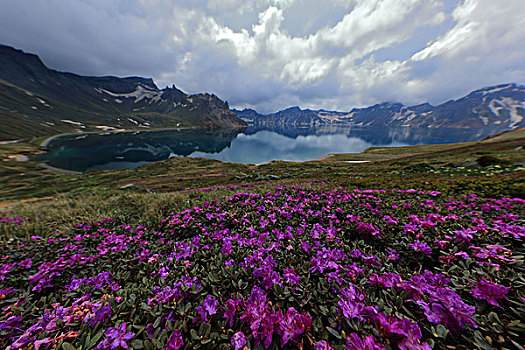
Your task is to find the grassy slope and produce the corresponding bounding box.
[0,128,524,350]
[0,78,238,141]
[0,128,523,238]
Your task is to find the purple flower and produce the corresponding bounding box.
[417,301,446,324]
[454,228,476,245]
[369,273,402,288]
[91,304,113,327]
[0,315,22,343]
[374,316,430,350]
[0,263,14,280]
[493,223,525,239]
[471,277,510,307]
[194,305,209,323]
[356,222,382,237]
[18,258,32,269]
[300,241,311,253]
[231,331,247,350]
[240,287,279,348]
[203,295,218,315]
[224,298,241,327]
[346,333,384,350]
[386,249,400,262]
[95,322,135,349]
[283,268,300,285]
[410,240,432,256]
[167,330,184,350]
[338,298,365,321]
[404,272,477,331]
[34,338,53,350]
[314,340,334,350]
[404,223,419,235]
[0,287,16,298]
[145,323,156,339]
[278,307,312,347]
[454,251,469,260]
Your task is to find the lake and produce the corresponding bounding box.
[33,125,506,172]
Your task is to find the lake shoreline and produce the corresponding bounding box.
[33,126,511,173]
[38,127,195,148]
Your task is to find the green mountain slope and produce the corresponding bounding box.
[0,45,246,141]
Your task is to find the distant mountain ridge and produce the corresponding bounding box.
[234,83,525,129]
[0,45,246,140]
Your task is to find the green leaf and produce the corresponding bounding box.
[62,343,76,350]
[144,340,154,350]
[191,329,200,341]
[130,340,144,349]
[436,324,448,338]
[85,329,105,350]
[326,327,342,339]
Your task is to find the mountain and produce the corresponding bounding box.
[233,107,351,127]
[235,83,525,129]
[0,45,246,140]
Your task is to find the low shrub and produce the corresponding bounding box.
[1,185,524,349]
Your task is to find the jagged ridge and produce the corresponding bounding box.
[235,83,525,129]
[0,45,246,140]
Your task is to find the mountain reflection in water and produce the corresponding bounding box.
[34,125,506,172]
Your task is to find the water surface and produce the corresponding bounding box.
[34,126,506,172]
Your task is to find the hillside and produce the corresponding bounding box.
[0,130,524,350]
[0,45,246,141]
[235,83,525,129]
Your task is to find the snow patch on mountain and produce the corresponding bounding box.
[99,86,163,104]
[480,84,514,95]
[489,97,525,127]
[479,116,488,126]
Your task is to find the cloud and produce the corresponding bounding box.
[407,0,525,104]
[0,0,523,113]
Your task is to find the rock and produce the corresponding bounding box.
[476,155,507,167]
[450,161,479,168]
[119,183,139,190]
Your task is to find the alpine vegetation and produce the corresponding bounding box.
[1,184,523,349]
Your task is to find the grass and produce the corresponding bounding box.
[0,127,524,350]
[0,128,523,238]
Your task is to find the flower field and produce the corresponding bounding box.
[1,184,524,349]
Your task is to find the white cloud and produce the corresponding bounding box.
[412,0,525,62]
[202,0,445,91]
[406,0,525,105]
[0,0,523,113]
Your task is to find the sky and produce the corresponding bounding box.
[0,0,524,113]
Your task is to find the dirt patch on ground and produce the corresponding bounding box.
[0,195,54,209]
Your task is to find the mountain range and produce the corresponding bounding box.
[234,84,525,129]
[0,45,245,140]
[1,44,524,142]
